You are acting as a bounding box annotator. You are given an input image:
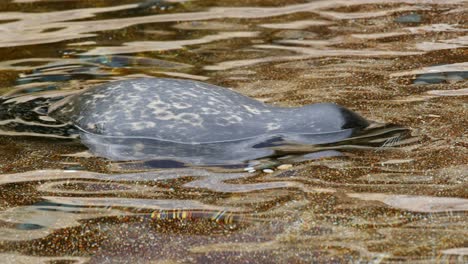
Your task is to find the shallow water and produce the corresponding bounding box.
[0,0,467,263]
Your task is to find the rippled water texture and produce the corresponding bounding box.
[0,0,467,263]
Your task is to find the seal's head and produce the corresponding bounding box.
[292,103,370,134]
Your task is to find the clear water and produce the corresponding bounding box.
[0,0,466,263]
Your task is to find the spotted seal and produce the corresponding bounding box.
[41,77,400,166]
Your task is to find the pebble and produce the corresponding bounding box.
[263,169,274,173]
[277,164,293,170]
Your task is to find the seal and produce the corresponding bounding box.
[44,77,382,165]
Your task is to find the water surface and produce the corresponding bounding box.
[0,0,467,263]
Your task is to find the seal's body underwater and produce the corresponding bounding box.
[45,78,374,165]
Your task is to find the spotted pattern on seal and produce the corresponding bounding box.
[49,78,369,145]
